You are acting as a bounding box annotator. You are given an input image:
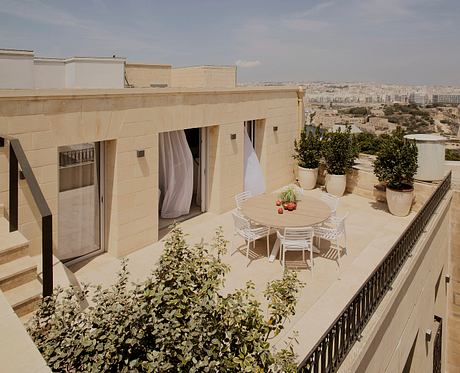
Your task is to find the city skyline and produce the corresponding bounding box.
[0,0,459,85]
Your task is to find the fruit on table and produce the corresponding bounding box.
[276,200,282,206]
[277,207,284,214]
[287,202,295,211]
[283,203,289,210]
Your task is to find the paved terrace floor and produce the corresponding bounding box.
[45,188,414,357]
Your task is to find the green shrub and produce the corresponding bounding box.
[354,132,383,155]
[446,149,460,161]
[28,227,302,373]
[373,127,418,190]
[322,126,358,175]
[293,127,322,169]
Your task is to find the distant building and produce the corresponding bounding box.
[432,94,460,105]
[408,92,429,105]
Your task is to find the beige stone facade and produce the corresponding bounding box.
[125,63,172,88]
[171,66,236,88]
[0,87,302,258]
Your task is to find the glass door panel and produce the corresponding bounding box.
[57,142,103,263]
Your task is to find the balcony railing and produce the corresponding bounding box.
[0,135,53,297]
[298,171,452,373]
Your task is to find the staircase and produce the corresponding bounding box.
[0,206,41,319]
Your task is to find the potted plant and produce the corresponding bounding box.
[278,184,302,211]
[373,127,418,216]
[322,126,358,197]
[293,127,322,189]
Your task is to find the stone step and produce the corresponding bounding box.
[0,256,37,291]
[3,279,42,318]
[0,231,29,265]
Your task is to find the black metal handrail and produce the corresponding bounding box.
[1,135,53,297]
[298,171,452,373]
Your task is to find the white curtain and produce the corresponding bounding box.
[244,131,266,195]
[159,131,194,218]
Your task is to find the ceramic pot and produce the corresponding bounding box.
[325,174,346,197]
[298,166,318,190]
[386,187,414,217]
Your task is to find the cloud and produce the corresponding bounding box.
[235,59,261,68]
[282,19,328,31]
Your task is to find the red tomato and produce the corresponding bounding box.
[277,207,284,214]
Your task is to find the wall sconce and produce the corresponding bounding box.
[446,274,451,283]
[273,126,278,132]
[137,150,145,158]
[230,133,237,140]
[425,329,432,342]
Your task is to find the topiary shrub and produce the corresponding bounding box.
[28,226,302,372]
[293,127,322,169]
[373,127,418,190]
[322,126,358,175]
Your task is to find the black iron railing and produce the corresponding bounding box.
[298,171,452,373]
[433,316,442,373]
[1,136,53,297]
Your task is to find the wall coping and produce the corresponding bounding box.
[0,86,301,101]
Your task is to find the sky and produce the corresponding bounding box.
[0,0,459,85]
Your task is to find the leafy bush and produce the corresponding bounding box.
[353,132,383,155]
[373,127,418,190]
[322,126,358,175]
[28,227,302,373]
[446,149,460,161]
[293,127,322,169]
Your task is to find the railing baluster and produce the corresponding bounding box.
[9,143,18,232]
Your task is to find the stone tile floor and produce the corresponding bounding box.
[46,188,414,357]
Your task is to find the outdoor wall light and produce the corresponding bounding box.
[230,133,237,140]
[137,150,145,158]
[425,329,432,342]
[273,126,278,132]
[446,274,451,283]
[19,171,25,180]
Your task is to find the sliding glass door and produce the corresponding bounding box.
[57,142,104,263]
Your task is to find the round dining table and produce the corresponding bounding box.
[241,192,331,262]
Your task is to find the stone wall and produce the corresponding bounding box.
[171,66,236,88]
[125,63,172,88]
[0,87,301,258]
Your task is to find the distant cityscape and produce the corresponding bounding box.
[243,81,460,105]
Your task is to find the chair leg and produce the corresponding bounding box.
[310,247,314,270]
[302,249,305,263]
[246,240,250,259]
[336,239,340,266]
[266,233,270,257]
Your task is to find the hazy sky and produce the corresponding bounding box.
[1,0,459,85]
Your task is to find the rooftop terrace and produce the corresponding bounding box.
[47,187,414,360]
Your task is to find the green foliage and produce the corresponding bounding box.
[383,104,434,133]
[278,184,302,203]
[28,227,302,373]
[353,132,382,155]
[373,127,418,190]
[322,126,358,175]
[293,127,322,169]
[446,149,460,161]
[339,107,370,117]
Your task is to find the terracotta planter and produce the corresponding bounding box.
[298,166,318,190]
[325,174,346,197]
[386,187,414,217]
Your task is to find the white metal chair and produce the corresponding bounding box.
[235,191,252,210]
[277,227,314,270]
[313,212,348,265]
[321,192,339,219]
[231,211,270,259]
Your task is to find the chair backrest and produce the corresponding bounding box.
[321,193,339,214]
[235,191,252,209]
[283,227,314,243]
[232,211,251,232]
[330,212,348,233]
